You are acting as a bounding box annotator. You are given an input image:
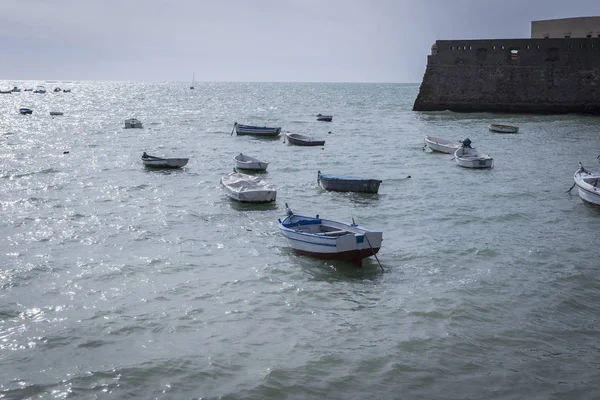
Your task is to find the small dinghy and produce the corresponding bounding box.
[318,171,382,194]
[453,138,493,169]
[573,162,600,207]
[49,111,64,116]
[19,108,33,115]
[124,118,143,129]
[234,153,269,171]
[278,203,383,266]
[141,152,189,169]
[285,133,325,146]
[232,122,281,137]
[316,114,333,122]
[489,123,519,133]
[220,172,277,203]
[423,135,461,154]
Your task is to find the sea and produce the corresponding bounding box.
[1,81,599,400]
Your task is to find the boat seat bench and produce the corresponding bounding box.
[317,230,350,236]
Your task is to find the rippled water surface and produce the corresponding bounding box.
[1,81,599,399]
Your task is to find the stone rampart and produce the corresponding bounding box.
[413,38,600,114]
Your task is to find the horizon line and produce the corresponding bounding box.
[1,79,420,85]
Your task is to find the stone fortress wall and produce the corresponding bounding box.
[413,17,600,114]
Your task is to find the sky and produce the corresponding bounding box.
[0,0,599,83]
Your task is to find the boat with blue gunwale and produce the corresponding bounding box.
[278,204,382,266]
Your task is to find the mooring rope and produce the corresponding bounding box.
[365,234,384,273]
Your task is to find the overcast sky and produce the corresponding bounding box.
[1,0,598,83]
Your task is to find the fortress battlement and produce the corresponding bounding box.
[413,18,600,114]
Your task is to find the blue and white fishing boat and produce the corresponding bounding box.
[317,171,382,194]
[278,204,383,266]
[232,122,281,137]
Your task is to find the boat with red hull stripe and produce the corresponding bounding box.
[278,204,382,266]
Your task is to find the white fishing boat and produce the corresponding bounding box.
[232,122,281,137]
[489,123,519,133]
[220,172,276,203]
[124,118,143,129]
[573,162,600,207]
[234,153,269,171]
[453,139,493,169]
[33,85,46,94]
[141,152,189,168]
[278,204,383,266]
[423,135,461,154]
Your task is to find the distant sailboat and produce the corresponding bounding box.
[190,73,195,90]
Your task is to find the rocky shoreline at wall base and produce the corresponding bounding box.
[413,102,600,115]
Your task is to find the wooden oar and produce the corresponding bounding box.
[231,122,236,136]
